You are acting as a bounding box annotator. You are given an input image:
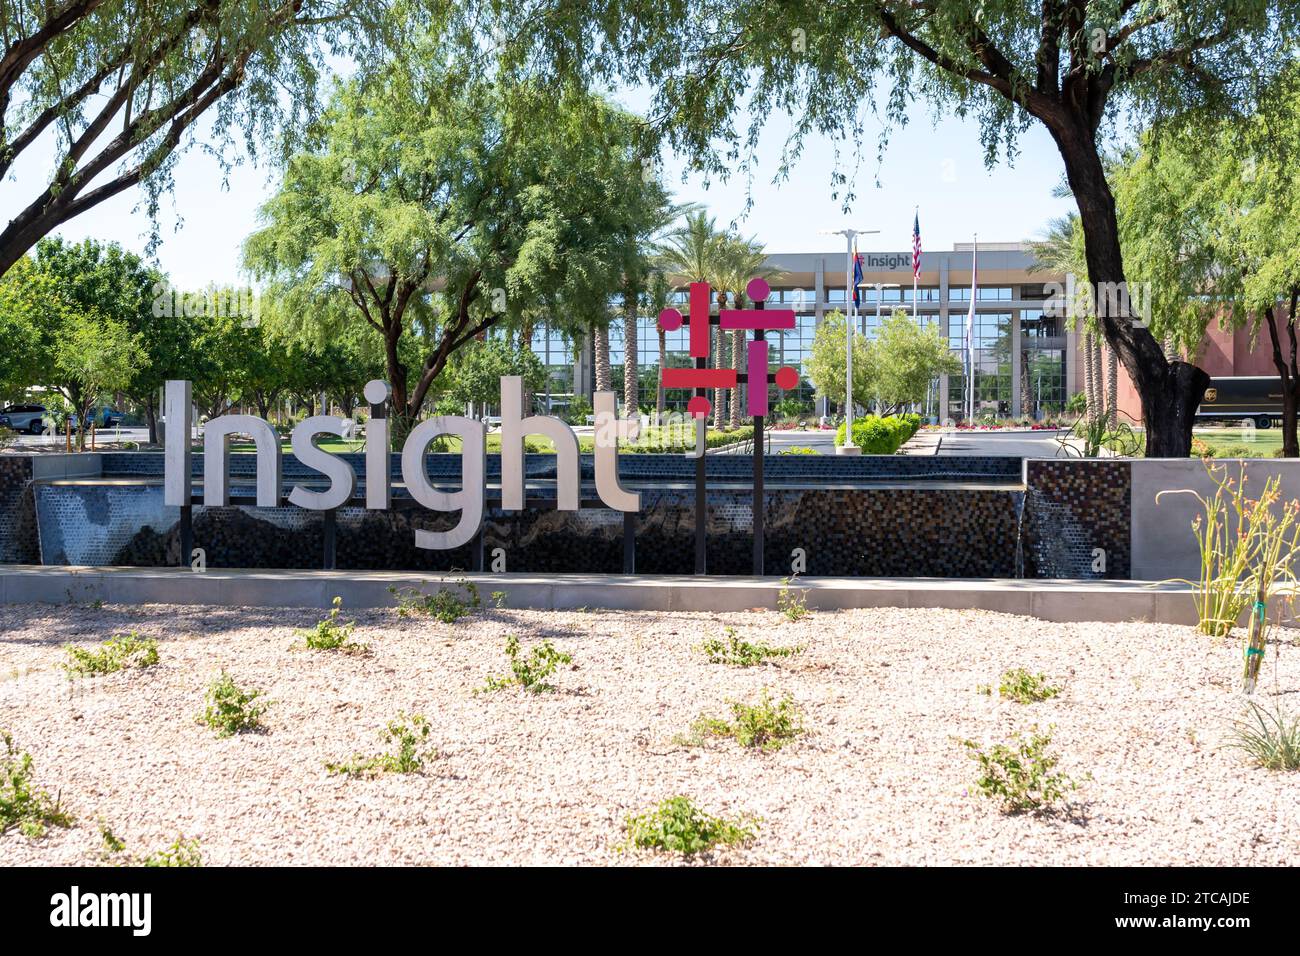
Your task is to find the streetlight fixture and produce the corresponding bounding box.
[821,227,878,455]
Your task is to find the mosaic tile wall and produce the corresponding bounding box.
[0,456,38,563]
[1021,459,1131,579]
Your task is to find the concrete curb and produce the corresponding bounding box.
[0,565,1211,625]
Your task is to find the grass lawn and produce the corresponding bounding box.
[1192,427,1284,458]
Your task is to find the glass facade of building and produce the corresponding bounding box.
[521,253,1073,423]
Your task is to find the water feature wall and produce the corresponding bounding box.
[0,450,1183,578]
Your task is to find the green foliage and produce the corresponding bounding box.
[143,837,202,868]
[682,689,804,752]
[389,579,481,623]
[1224,700,1300,771]
[326,713,437,778]
[200,672,268,737]
[699,627,802,667]
[481,635,574,694]
[979,668,1062,704]
[445,336,547,409]
[806,310,874,412]
[835,413,921,453]
[295,597,368,654]
[99,821,126,855]
[620,796,756,856]
[1066,392,1088,415]
[963,727,1078,814]
[244,46,672,434]
[872,310,961,409]
[778,445,818,455]
[1,730,73,838]
[63,632,159,677]
[565,397,593,426]
[777,576,810,622]
[491,591,507,609]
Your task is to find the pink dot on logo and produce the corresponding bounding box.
[775,366,799,390]
[658,308,683,331]
[687,396,711,417]
[746,277,770,302]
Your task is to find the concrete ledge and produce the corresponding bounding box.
[0,565,1215,624]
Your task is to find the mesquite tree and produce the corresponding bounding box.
[498,0,1297,455]
[0,0,393,277]
[244,50,670,438]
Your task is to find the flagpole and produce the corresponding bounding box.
[820,226,878,455]
[912,206,919,322]
[967,233,978,422]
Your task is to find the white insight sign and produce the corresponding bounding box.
[163,376,641,549]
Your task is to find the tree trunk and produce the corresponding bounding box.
[713,322,726,428]
[656,326,667,422]
[1083,332,1096,423]
[1263,292,1300,458]
[145,397,159,447]
[1019,349,1031,420]
[594,324,612,393]
[1106,345,1118,430]
[1052,123,1208,457]
[730,329,744,428]
[623,290,638,416]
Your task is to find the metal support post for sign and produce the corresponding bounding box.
[322,508,337,569]
[623,511,636,574]
[180,505,193,567]
[695,352,708,576]
[753,311,766,576]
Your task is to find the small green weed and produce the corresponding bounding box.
[99,821,126,855]
[326,713,437,777]
[777,576,809,622]
[62,632,159,677]
[200,671,268,737]
[620,796,756,856]
[143,836,202,867]
[295,597,368,654]
[680,689,804,752]
[978,668,1061,704]
[481,635,573,693]
[1224,700,1300,770]
[491,590,507,609]
[963,727,1079,813]
[0,730,73,837]
[389,577,481,623]
[699,627,802,667]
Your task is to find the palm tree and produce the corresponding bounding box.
[1029,207,1096,419]
[714,234,785,428]
[594,321,612,393]
[1106,343,1118,430]
[656,210,727,419]
[645,270,672,421]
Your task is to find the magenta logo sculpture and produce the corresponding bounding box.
[657,277,800,418]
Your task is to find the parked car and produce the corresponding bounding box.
[0,404,48,434]
[84,407,125,428]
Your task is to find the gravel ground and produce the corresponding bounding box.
[0,601,1296,866]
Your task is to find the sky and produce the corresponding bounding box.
[2,84,1076,291]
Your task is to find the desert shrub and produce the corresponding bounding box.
[979,668,1061,704]
[389,577,481,623]
[778,576,809,622]
[481,635,573,693]
[1224,700,1300,771]
[326,713,437,777]
[63,632,159,677]
[143,836,202,867]
[699,627,802,667]
[778,446,818,455]
[682,689,804,752]
[200,671,268,737]
[963,727,1078,813]
[0,730,72,837]
[295,597,367,654]
[620,797,756,856]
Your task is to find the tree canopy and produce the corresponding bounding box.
[244,44,672,436]
[0,0,400,277]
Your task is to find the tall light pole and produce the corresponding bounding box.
[822,227,878,455]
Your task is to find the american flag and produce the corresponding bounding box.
[912,211,922,279]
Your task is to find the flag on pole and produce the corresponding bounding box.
[912,212,922,279]
[966,237,978,421]
[851,246,864,310]
[911,209,921,321]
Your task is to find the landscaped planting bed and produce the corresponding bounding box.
[0,600,1296,865]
